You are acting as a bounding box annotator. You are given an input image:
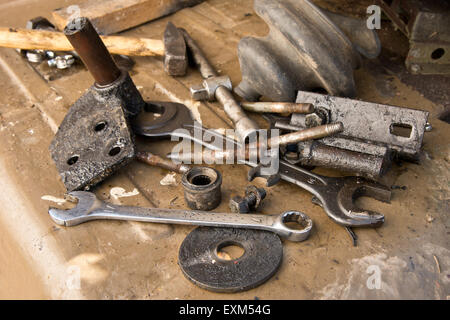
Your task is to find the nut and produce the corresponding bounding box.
[304,107,329,128]
[229,196,250,213]
[245,185,266,210]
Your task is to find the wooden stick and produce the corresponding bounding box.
[0,28,165,57]
[53,0,205,35]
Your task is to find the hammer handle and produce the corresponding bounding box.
[0,27,165,56]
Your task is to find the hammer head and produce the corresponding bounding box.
[163,22,188,76]
[48,191,102,227]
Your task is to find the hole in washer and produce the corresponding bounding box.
[431,48,445,60]
[190,175,212,186]
[109,147,121,156]
[216,241,245,261]
[94,121,107,132]
[67,155,79,166]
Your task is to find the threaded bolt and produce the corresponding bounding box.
[229,185,266,213]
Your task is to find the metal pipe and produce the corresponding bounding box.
[265,122,344,148]
[167,123,344,162]
[241,102,314,114]
[64,17,121,86]
[136,151,190,174]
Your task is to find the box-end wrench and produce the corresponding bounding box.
[49,191,313,242]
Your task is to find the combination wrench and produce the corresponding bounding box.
[49,191,313,242]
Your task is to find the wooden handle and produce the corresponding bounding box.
[0,28,165,56]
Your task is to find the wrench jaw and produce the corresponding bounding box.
[48,191,103,227]
[272,211,313,242]
[335,177,392,227]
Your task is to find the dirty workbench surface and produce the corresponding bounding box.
[0,0,448,299]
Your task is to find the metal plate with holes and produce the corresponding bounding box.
[179,227,283,293]
[293,91,429,161]
[132,101,194,138]
[49,89,135,192]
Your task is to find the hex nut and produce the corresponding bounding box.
[229,196,250,213]
[245,185,266,210]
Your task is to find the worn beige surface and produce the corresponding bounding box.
[0,0,448,299]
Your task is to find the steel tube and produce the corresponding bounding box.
[241,102,314,114]
[64,17,121,86]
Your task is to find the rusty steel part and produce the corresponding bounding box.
[64,17,122,86]
[168,123,344,162]
[49,87,136,191]
[241,102,314,114]
[248,161,392,227]
[181,167,222,211]
[167,125,392,228]
[295,141,389,179]
[50,17,146,191]
[48,191,313,242]
[163,22,187,76]
[178,27,259,142]
[136,151,190,174]
[247,166,281,187]
[292,91,430,162]
[133,101,195,138]
[190,75,232,101]
[264,122,343,149]
[229,185,267,213]
[378,0,450,75]
[178,227,283,293]
[234,0,381,102]
[272,119,390,178]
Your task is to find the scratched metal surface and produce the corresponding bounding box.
[0,0,448,299]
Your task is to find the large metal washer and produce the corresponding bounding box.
[178,227,283,293]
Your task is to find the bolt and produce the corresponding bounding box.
[229,185,266,213]
[425,122,432,132]
[190,84,209,101]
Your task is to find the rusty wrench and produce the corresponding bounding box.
[49,191,312,242]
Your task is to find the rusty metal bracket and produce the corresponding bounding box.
[235,0,381,102]
[378,0,450,75]
[50,18,145,192]
[292,91,430,162]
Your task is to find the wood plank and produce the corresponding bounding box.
[52,0,205,34]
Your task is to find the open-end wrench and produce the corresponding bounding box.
[49,191,313,242]
[250,160,391,227]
